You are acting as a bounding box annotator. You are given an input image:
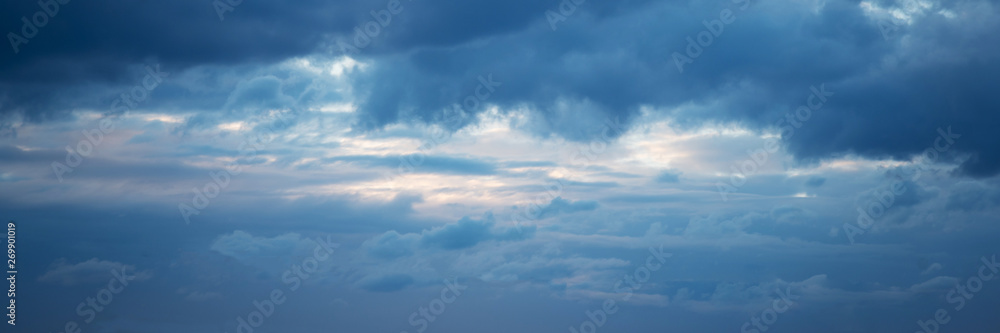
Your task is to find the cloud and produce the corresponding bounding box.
[357,273,415,292]
[223,76,297,112]
[920,263,943,275]
[480,254,630,288]
[683,213,766,237]
[909,276,959,293]
[210,231,313,260]
[857,178,936,210]
[179,289,224,302]
[770,205,810,224]
[805,176,826,187]
[209,231,325,272]
[4,1,1000,331]
[420,216,497,250]
[363,213,534,258]
[38,258,151,286]
[361,230,419,260]
[945,181,1000,212]
[537,197,598,219]
[326,154,498,175]
[5,0,998,176]
[655,170,682,183]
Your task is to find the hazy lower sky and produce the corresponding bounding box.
[2,0,1000,332]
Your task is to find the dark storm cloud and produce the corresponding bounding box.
[4,0,1000,177]
[1,0,353,78]
[0,0,581,118]
[340,0,1000,176]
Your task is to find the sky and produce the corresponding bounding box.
[2,0,1000,332]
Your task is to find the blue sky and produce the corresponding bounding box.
[2,0,1000,332]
